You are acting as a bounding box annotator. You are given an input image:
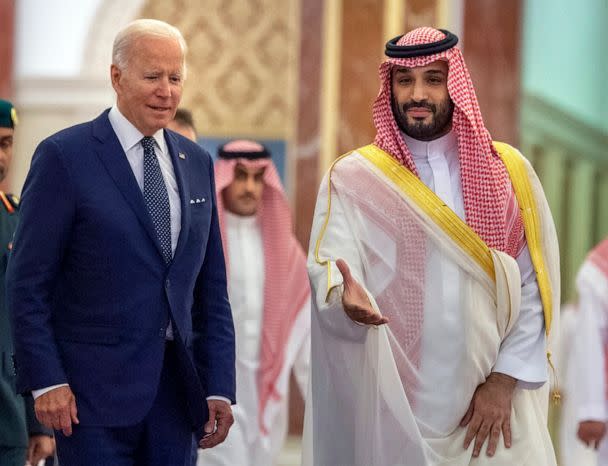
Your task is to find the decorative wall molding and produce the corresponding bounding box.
[522,92,608,165]
[14,77,113,110]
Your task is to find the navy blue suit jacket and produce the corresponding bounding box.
[6,110,235,429]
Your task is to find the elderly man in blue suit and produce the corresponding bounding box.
[7,19,235,466]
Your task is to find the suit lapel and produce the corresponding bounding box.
[164,130,190,262]
[91,111,166,261]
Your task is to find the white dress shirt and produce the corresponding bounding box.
[108,105,182,255]
[403,131,547,387]
[108,105,180,342]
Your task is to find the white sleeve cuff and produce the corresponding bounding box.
[493,352,547,388]
[32,383,70,400]
[206,395,231,405]
[577,403,608,423]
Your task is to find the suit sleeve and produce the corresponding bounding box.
[7,138,75,393]
[191,157,236,403]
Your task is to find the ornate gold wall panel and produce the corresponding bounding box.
[140,0,299,140]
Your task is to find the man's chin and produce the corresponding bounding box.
[231,204,258,216]
[403,124,436,140]
[407,115,433,126]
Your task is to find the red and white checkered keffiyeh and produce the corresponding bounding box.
[588,237,608,280]
[373,27,523,256]
[214,143,309,434]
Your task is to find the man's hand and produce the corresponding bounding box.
[336,259,388,325]
[577,420,606,449]
[461,372,516,458]
[198,399,234,449]
[34,386,79,436]
[27,434,55,465]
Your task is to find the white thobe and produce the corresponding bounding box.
[304,141,558,465]
[402,131,547,400]
[565,262,608,464]
[198,212,309,466]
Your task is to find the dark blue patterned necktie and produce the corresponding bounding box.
[141,136,172,263]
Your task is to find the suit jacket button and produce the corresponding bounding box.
[159,328,165,337]
[165,279,170,287]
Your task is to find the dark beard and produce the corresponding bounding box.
[392,96,454,141]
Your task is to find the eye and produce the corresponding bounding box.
[170,75,182,84]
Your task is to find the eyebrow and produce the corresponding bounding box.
[394,68,446,75]
[235,165,266,176]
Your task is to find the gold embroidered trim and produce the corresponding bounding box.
[493,141,553,335]
[358,144,495,281]
[313,152,352,301]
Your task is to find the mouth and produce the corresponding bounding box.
[148,105,172,114]
[406,107,432,119]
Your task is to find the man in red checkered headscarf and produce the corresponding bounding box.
[197,140,310,466]
[304,27,559,465]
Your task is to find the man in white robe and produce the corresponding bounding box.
[198,140,310,466]
[561,237,608,466]
[303,27,559,466]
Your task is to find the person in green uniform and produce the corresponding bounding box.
[0,99,54,466]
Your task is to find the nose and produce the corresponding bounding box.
[156,76,171,98]
[245,176,256,192]
[411,80,427,102]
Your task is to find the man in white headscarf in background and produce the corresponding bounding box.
[198,140,310,466]
[304,27,560,466]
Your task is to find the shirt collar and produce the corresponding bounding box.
[108,105,167,155]
[402,130,458,160]
[224,210,260,229]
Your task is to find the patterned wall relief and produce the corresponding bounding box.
[140,0,300,141]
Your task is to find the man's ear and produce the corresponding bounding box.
[110,64,122,93]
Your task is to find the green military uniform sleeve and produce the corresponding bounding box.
[24,394,53,437]
[0,193,31,447]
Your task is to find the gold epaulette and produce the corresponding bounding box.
[0,191,17,214]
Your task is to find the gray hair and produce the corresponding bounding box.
[112,19,188,77]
